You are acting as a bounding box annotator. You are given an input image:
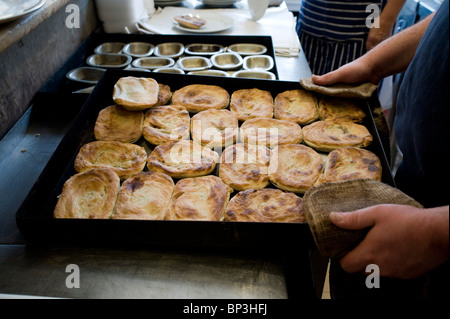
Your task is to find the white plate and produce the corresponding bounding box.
[172,13,234,34]
[0,0,46,24]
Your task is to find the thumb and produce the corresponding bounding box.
[329,208,378,230]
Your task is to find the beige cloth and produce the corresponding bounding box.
[300,78,378,99]
[303,179,423,259]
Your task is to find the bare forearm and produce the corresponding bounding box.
[365,12,434,80]
[313,12,435,85]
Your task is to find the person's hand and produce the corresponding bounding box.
[330,204,449,279]
[311,58,381,86]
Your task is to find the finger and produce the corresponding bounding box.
[330,207,379,230]
[339,241,373,274]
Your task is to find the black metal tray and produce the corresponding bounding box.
[15,70,394,250]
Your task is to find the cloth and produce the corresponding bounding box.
[302,179,423,259]
[394,0,450,208]
[140,6,301,57]
[299,78,378,99]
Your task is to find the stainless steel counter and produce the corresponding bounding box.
[0,1,326,302]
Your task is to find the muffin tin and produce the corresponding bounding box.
[65,34,279,85]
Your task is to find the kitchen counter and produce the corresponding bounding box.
[0,0,327,302]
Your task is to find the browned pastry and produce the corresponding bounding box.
[323,147,382,183]
[174,14,207,29]
[224,188,305,223]
[142,104,190,145]
[74,140,147,180]
[239,118,303,148]
[191,109,239,148]
[94,105,143,143]
[268,144,324,194]
[112,76,159,111]
[172,84,230,113]
[302,120,373,152]
[166,175,232,221]
[230,88,273,121]
[274,89,319,125]
[112,171,174,220]
[147,140,219,178]
[155,83,172,106]
[54,167,120,219]
[318,95,366,123]
[219,143,271,191]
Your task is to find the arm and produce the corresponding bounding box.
[312,12,435,85]
[366,0,407,50]
[330,204,449,279]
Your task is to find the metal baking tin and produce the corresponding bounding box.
[66,67,106,84]
[122,42,155,58]
[86,53,132,69]
[228,43,267,56]
[232,70,276,80]
[132,57,176,70]
[211,52,243,70]
[185,43,225,56]
[16,70,394,250]
[243,55,274,72]
[94,42,126,54]
[154,42,185,58]
[177,56,212,72]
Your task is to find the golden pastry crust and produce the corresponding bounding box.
[166,175,232,221]
[172,84,230,113]
[224,188,305,223]
[54,168,120,219]
[274,89,319,125]
[324,147,382,182]
[230,88,273,121]
[191,109,239,148]
[147,140,219,178]
[302,120,373,152]
[142,104,190,145]
[155,83,172,106]
[240,118,303,148]
[112,76,159,111]
[268,144,324,194]
[174,15,207,29]
[112,171,174,220]
[94,105,143,143]
[219,143,271,191]
[318,96,366,123]
[74,141,147,180]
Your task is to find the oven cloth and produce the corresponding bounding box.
[302,178,423,259]
[299,78,378,99]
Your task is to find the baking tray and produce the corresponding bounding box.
[15,70,394,249]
